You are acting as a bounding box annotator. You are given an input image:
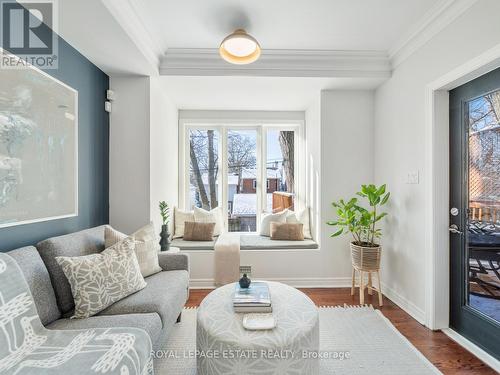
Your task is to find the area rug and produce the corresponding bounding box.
[154,306,441,375]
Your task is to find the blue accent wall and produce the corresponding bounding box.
[0,34,109,251]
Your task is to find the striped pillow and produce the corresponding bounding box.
[105,224,162,277]
[105,225,127,248]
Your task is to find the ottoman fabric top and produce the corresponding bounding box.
[197,281,318,348]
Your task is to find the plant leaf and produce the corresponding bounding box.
[381,192,390,205]
[330,229,343,237]
[376,184,386,195]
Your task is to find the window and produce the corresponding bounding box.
[188,129,220,210]
[228,129,258,231]
[266,129,295,212]
[181,117,303,233]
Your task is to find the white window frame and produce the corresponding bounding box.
[179,111,305,233]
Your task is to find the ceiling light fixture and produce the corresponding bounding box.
[219,29,261,65]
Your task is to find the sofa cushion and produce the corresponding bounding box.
[46,312,162,345]
[0,252,153,375]
[36,225,107,314]
[158,252,190,272]
[99,270,189,330]
[7,246,61,325]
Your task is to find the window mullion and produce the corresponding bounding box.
[220,127,228,231]
[257,126,265,232]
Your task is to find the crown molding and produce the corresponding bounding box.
[101,0,163,74]
[101,0,478,77]
[160,49,391,78]
[389,0,479,69]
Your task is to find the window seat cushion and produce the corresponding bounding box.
[171,238,217,250]
[171,235,318,250]
[240,235,318,250]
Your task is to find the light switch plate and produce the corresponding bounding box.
[106,89,115,101]
[406,171,419,184]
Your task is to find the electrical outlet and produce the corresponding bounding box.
[406,171,419,184]
[239,265,252,278]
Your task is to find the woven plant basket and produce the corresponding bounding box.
[350,242,381,271]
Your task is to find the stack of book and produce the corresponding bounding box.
[233,281,272,313]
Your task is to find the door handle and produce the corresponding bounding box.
[449,224,463,235]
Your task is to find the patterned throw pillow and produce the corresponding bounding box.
[105,223,162,278]
[56,237,147,319]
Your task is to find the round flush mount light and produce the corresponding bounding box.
[219,29,261,65]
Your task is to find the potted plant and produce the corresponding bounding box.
[159,201,171,251]
[327,184,390,272]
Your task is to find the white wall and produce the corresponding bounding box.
[319,90,375,279]
[109,76,151,233]
[186,90,375,287]
[149,77,179,233]
[109,76,178,234]
[374,0,500,322]
[305,93,321,243]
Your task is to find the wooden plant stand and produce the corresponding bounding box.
[350,243,383,306]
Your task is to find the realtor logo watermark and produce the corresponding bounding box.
[1,0,58,69]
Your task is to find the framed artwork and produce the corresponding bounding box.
[0,54,78,228]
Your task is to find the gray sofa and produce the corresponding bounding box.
[6,225,190,350]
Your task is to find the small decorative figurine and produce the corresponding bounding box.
[239,273,251,289]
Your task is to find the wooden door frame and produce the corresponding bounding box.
[424,43,500,370]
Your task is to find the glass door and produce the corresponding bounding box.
[449,67,500,360]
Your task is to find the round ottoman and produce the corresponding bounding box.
[196,281,319,374]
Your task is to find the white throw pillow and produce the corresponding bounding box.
[286,208,313,239]
[173,207,195,238]
[131,223,162,277]
[194,206,224,236]
[104,225,127,248]
[259,210,288,237]
[56,237,147,319]
[105,223,162,277]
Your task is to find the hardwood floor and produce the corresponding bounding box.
[186,287,496,375]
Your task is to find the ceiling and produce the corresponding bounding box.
[58,0,156,75]
[130,0,438,52]
[55,0,473,78]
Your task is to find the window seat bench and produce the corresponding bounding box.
[171,235,318,251]
[170,239,217,251]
